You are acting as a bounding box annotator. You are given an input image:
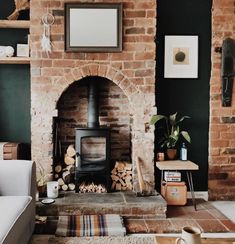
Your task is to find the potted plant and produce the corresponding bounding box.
[150,112,191,160]
[36,163,51,197]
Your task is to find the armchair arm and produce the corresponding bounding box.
[0,160,36,200]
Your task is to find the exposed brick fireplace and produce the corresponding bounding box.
[56,76,132,191]
[30,0,157,192]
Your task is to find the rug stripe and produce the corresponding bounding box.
[83,215,86,236]
[99,215,105,236]
[56,214,126,237]
[94,215,99,236]
[103,215,108,236]
[89,215,92,236]
[76,215,80,237]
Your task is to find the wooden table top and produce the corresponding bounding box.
[156,160,199,171]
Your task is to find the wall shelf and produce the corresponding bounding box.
[0,20,30,29]
[0,57,30,64]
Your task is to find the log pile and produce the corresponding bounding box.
[54,144,76,191]
[79,182,107,193]
[111,161,133,191]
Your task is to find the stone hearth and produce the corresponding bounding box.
[36,192,166,218]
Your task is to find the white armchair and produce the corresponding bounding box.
[0,160,36,244]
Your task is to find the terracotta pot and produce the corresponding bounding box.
[166,148,177,160]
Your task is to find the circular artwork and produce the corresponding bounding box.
[173,48,189,65]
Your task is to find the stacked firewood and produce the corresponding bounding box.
[79,182,107,193]
[54,144,76,191]
[111,161,133,191]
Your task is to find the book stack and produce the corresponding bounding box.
[164,171,181,182]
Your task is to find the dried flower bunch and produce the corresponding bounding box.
[36,163,51,187]
[7,0,30,20]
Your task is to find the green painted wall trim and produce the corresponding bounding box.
[0,2,30,145]
[0,64,30,143]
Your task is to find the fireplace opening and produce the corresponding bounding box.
[54,76,132,193]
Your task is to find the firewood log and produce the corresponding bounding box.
[111,175,119,181]
[64,154,75,165]
[125,175,132,181]
[125,163,132,171]
[116,183,121,191]
[66,165,75,174]
[62,170,71,183]
[55,164,62,173]
[115,161,125,171]
[126,182,133,190]
[58,178,64,186]
[119,178,126,186]
[111,181,116,190]
[68,183,75,191]
[62,184,68,191]
[66,144,76,157]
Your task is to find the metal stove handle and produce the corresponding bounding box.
[76,152,80,167]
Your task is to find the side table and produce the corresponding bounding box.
[156,160,199,211]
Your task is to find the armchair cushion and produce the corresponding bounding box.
[0,196,34,244]
[0,160,36,200]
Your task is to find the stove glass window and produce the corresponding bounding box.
[81,137,106,162]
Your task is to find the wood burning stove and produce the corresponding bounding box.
[75,80,111,192]
[75,127,111,192]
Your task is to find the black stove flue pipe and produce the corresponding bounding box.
[87,80,99,128]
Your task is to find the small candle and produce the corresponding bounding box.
[47,181,59,199]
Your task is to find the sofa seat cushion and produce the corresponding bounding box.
[0,196,33,243]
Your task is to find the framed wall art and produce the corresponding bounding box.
[17,44,29,57]
[164,35,199,78]
[65,3,123,52]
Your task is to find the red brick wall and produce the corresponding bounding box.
[209,0,235,199]
[57,77,131,163]
[30,0,157,192]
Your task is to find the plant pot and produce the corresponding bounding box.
[37,184,46,197]
[166,148,177,160]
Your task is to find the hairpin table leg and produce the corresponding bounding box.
[186,171,197,211]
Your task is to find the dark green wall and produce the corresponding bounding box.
[156,0,212,190]
[0,2,30,144]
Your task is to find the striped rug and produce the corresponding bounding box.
[55,215,126,237]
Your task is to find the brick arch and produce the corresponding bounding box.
[54,63,138,110]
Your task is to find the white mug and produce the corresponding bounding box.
[47,181,59,199]
[175,226,201,244]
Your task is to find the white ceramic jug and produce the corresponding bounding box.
[47,181,59,199]
[175,226,201,244]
